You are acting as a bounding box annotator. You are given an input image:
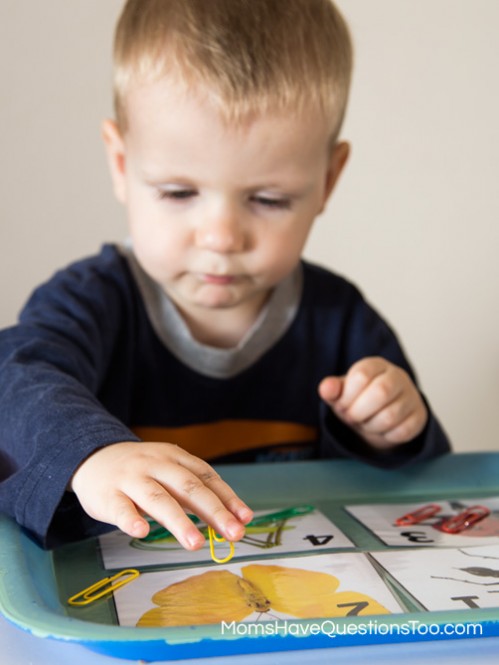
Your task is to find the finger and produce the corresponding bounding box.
[109,492,152,540]
[166,469,249,542]
[335,358,386,412]
[174,452,253,524]
[127,477,207,550]
[318,376,344,404]
[381,410,427,444]
[356,394,412,435]
[197,469,254,525]
[344,374,402,424]
[125,451,252,546]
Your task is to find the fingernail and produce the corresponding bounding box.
[227,522,244,540]
[131,520,147,537]
[187,533,204,548]
[237,507,254,523]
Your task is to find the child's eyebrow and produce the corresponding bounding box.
[137,166,318,194]
[244,179,316,195]
[139,170,195,186]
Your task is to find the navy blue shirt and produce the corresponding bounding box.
[0,245,450,546]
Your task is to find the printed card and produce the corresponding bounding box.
[112,552,402,627]
[346,498,499,548]
[99,507,354,569]
[373,545,499,611]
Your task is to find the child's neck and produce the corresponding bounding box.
[177,297,270,349]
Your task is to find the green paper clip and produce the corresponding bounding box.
[246,504,315,527]
[140,515,201,542]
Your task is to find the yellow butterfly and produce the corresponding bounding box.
[137,564,391,627]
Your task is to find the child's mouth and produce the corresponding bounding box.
[199,273,238,285]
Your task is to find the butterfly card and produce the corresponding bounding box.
[112,553,403,627]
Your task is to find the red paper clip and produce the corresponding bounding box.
[439,505,491,534]
[395,503,442,526]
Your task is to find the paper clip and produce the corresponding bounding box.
[246,505,315,527]
[394,503,442,526]
[207,526,235,564]
[67,569,140,607]
[438,505,491,534]
[140,515,201,543]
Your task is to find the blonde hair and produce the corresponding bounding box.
[113,0,353,140]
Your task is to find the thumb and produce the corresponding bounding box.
[318,376,345,405]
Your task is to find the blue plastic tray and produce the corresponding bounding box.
[2,453,499,661]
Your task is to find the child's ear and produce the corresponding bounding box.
[101,119,127,204]
[320,141,350,212]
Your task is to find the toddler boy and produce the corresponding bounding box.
[0,0,449,549]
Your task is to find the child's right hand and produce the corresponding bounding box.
[70,441,253,550]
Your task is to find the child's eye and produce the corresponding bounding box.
[251,195,291,210]
[156,188,197,201]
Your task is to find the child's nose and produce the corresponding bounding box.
[195,206,245,253]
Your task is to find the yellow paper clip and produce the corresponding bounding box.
[207,526,235,564]
[67,568,140,607]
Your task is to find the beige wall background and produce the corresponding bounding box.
[0,1,498,453]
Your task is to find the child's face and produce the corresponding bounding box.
[103,81,348,328]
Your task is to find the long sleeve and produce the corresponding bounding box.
[0,246,140,546]
[314,277,450,465]
[0,251,451,547]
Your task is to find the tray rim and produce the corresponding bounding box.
[3,453,499,659]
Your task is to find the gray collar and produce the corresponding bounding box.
[121,244,302,379]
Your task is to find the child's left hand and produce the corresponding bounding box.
[318,357,428,449]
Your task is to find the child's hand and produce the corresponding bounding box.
[70,441,253,549]
[318,357,428,449]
